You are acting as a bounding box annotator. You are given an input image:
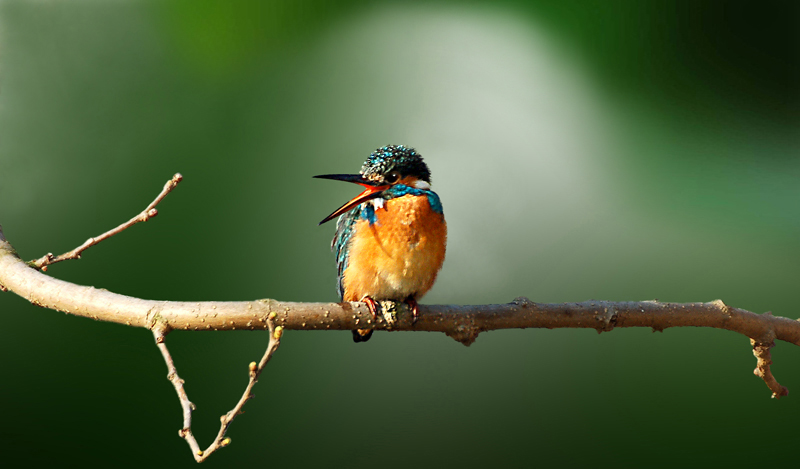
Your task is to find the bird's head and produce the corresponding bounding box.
[314,145,431,225]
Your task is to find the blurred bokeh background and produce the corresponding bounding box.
[1,0,797,467]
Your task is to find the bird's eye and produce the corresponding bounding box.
[384,171,401,184]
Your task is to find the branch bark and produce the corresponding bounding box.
[2,224,799,397]
[1,173,799,463]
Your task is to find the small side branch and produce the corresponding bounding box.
[751,338,789,399]
[154,317,283,463]
[153,325,200,457]
[29,173,183,271]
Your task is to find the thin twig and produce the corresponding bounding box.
[751,337,789,399]
[153,325,201,457]
[154,317,283,462]
[29,173,183,271]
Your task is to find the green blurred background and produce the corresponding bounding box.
[1,0,797,467]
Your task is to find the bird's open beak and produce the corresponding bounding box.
[314,174,389,225]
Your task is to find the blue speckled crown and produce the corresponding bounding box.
[361,145,431,183]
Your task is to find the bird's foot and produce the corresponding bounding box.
[352,296,378,343]
[405,296,419,325]
[360,295,379,321]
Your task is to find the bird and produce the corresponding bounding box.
[315,145,447,342]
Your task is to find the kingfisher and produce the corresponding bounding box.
[315,145,447,342]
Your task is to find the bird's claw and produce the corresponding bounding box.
[361,296,419,325]
[406,297,419,325]
[361,296,379,321]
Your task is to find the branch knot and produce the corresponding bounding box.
[595,305,617,333]
[446,320,480,346]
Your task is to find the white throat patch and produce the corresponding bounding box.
[414,180,431,190]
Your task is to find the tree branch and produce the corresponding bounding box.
[153,317,283,462]
[2,173,799,461]
[28,173,183,271]
[751,337,788,399]
[2,225,798,396]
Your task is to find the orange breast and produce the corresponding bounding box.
[342,194,447,302]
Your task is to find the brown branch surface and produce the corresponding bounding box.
[2,225,799,397]
[29,173,182,270]
[2,173,799,463]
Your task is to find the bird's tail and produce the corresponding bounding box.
[352,329,373,342]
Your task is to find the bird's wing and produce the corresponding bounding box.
[332,206,361,300]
